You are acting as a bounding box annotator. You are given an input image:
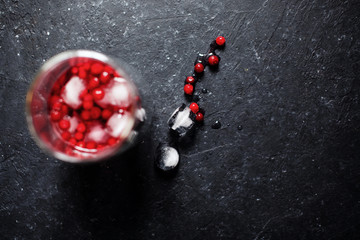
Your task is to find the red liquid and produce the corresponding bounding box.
[39,58,138,160]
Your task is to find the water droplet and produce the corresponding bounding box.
[237,125,243,130]
[211,121,221,129]
[201,88,208,93]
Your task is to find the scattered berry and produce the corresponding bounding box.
[194,63,204,73]
[108,137,118,145]
[86,141,97,149]
[216,36,226,46]
[195,112,204,122]
[81,110,91,121]
[76,141,86,148]
[186,76,196,84]
[78,69,87,79]
[184,84,194,95]
[69,138,77,145]
[189,102,199,113]
[208,55,219,66]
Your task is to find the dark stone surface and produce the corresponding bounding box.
[1,0,360,239]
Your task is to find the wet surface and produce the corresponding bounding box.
[1,0,360,239]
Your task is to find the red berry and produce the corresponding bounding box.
[195,112,204,121]
[194,63,204,73]
[61,104,69,116]
[83,100,93,110]
[83,93,93,102]
[92,88,105,100]
[88,77,100,89]
[189,102,199,113]
[108,137,118,145]
[76,122,86,133]
[50,95,61,107]
[59,119,70,130]
[97,144,105,150]
[208,55,219,66]
[100,71,111,84]
[102,109,113,120]
[69,138,77,145]
[74,132,84,141]
[90,107,101,119]
[184,84,194,95]
[52,101,62,111]
[78,69,87,79]
[86,141,97,149]
[76,141,85,148]
[186,76,195,84]
[216,36,226,46]
[82,62,91,71]
[79,89,88,100]
[81,110,91,120]
[71,67,79,75]
[91,63,104,75]
[61,131,71,141]
[50,110,62,121]
[104,65,114,75]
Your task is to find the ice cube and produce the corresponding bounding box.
[86,123,109,142]
[168,104,196,137]
[61,76,86,109]
[95,78,130,108]
[68,116,79,133]
[155,143,179,171]
[106,112,132,138]
[135,107,146,122]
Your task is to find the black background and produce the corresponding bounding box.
[1,0,360,239]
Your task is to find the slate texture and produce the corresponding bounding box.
[1,0,360,239]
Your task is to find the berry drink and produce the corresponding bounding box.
[26,50,146,163]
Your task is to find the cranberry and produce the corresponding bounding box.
[88,77,100,89]
[92,88,105,100]
[69,138,77,145]
[208,55,219,66]
[74,132,84,141]
[108,137,118,145]
[61,105,69,116]
[189,102,199,113]
[50,95,61,107]
[104,65,114,75]
[91,63,104,75]
[81,110,91,120]
[101,109,113,120]
[216,36,226,46]
[52,101,62,111]
[59,119,70,130]
[83,93,93,102]
[61,131,71,141]
[82,62,91,71]
[76,122,86,133]
[83,100,93,110]
[100,71,111,84]
[184,84,194,95]
[86,141,97,149]
[71,67,79,75]
[90,107,101,119]
[76,141,85,148]
[78,69,87,79]
[194,63,204,73]
[50,110,62,121]
[186,76,196,84]
[195,112,204,121]
[79,89,88,100]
